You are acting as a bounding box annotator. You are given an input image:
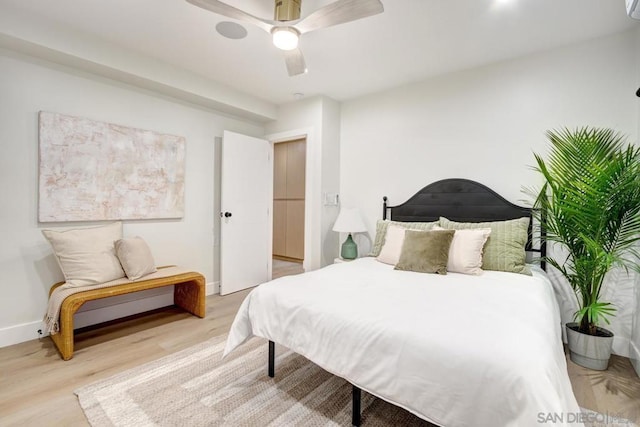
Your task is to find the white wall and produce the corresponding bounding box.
[340,30,639,357]
[0,49,264,347]
[0,5,277,122]
[266,95,341,270]
[632,27,640,377]
[320,98,341,266]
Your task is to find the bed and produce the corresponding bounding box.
[223,179,582,427]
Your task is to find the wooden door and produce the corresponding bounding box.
[272,200,287,257]
[272,139,306,261]
[286,200,305,259]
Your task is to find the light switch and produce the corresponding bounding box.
[323,193,339,206]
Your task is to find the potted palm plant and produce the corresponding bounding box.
[533,127,640,370]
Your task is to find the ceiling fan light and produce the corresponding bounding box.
[272,27,299,51]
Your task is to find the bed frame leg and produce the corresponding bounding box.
[268,340,275,378]
[352,385,361,426]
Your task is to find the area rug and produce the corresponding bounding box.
[75,334,636,427]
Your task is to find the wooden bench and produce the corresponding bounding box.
[48,268,205,360]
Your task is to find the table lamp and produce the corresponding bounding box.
[332,208,367,260]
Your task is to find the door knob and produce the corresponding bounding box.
[222,211,232,218]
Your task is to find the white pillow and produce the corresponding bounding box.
[434,225,491,275]
[115,236,157,280]
[42,222,125,287]
[376,225,406,265]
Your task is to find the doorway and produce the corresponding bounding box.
[272,138,306,279]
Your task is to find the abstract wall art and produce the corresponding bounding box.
[38,111,185,222]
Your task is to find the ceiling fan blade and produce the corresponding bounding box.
[186,0,274,33]
[294,0,383,34]
[284,48,307,77]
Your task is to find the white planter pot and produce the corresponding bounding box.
[565,322,613,371]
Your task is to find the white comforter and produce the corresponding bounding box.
[224,257,582,427]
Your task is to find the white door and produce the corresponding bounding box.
[220,131,271,295]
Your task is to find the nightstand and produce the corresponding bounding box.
[334,257,355,264]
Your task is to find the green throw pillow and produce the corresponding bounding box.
[439,217,531,275]
[394,229,455,275]
[370,219,439,257]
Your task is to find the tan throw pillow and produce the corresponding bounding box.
[114,236,157,280]
[376,225,406,265]
[42,222,125,287]
[434,226,491,275]
[394,229,455,275]
[370,219,439,256]
[439,217,531,275]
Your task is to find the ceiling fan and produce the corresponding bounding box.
[186,0,384,76]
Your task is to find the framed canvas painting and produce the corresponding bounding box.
[38,112,186,222]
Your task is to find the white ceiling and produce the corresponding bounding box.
[0,0,637,106]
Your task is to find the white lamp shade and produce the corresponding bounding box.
[333,208,367,233]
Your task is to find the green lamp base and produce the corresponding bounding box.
[341,233,358,260]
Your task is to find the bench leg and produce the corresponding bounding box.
[51,307,76,360]
[174,278,206,318]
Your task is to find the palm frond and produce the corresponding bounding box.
[530,126,640,335]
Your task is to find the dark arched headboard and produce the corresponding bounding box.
[383,178,546,269]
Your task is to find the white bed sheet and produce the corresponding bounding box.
[224,257,582,427]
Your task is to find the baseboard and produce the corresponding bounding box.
[631,341,640,378]
[613,335,631,358]
[207,281,220,295]
[0,290,176,348]
[273,255,303,263]
[73,291,174,330]
[0,320,44,348]
[1,282,220,349]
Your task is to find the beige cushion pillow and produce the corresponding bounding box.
[115,236,157,280]
[42,222,125,287]
[376,225,406,265]
[439,217,531,275]
[394,229,455,275]
[370,219,439,256]
[434,226,491,275]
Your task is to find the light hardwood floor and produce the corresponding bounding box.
[0,290,638,426]
[272,258,304,279]
[0,290,251,426]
